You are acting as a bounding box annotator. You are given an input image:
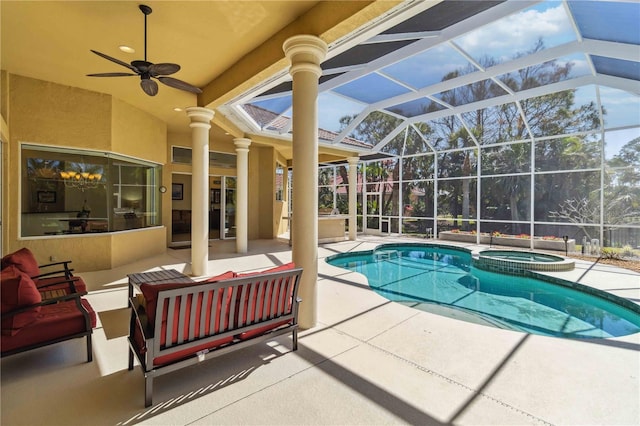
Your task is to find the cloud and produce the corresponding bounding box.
[455,3,574,62]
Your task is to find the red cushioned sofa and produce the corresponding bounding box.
[128,262,303,407]
[1,264,96,362]
[1,248,88,296]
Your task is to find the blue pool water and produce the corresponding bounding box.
[326,244,640,338]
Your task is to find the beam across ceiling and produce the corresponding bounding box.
[198,0,404,109]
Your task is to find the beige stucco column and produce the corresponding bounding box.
[347,156,359,241]
[234,137,251,253]
[283,35,327,329]
[186,107,214,277]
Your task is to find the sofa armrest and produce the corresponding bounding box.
[32,261,74,280]
[1,290,82,319]
[37,260,73,271]
[36,277,81,294]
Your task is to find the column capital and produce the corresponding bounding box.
[347,156,359,165]
[283,35,327,77]
[233,137,252,151]
[185,107,214,129]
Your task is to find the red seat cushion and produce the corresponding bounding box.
[237,319,293,341]
[1,266,42,336]
[1,298,95,353]
[152,336,234,366]
[1,248,40,277]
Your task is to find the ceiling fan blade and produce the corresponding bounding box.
[149,63,180,76]
[140,78,158,96]
[87,72,137,77]
[90,50,138,73]
[158,76,202,94]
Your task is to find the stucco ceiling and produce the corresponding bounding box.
[1,1,324,141]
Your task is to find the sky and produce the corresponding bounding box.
[249,0,639,154]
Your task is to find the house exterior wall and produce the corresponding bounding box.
[3,73,167,272]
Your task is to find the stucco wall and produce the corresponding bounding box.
[258,148,274,239]
[4,73,168,271]
[111,98,166,164]
[10,74,111,150]
[18,234,112,273]
[111,227,166,271]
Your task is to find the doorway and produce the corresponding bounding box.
[170,173,236,245]
[364,193,382,234]
[207,175,236,240]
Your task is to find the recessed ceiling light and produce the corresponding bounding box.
[173,107,183,112]
[119,45,135,54]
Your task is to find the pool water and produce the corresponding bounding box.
[478,250,563,262]
[326,244,640,338]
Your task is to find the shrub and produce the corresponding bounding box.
[601,248,622,260]
[621,245,634,258]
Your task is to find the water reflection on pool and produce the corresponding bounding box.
[326,243,640,338]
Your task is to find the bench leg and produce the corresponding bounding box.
[86,334,93,362]
[145,374,153,407]
[292,328,298,351]
[128,347,134,371]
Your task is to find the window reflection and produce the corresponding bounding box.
[21,145,161,237]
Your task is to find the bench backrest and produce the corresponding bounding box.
[148,267,302,365]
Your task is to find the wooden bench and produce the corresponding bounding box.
[127,264,302,407]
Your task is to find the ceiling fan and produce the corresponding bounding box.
[87,4,202,96]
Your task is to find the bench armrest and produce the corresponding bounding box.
[129,296,150,354]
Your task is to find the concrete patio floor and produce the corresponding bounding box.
[1,235,638,425]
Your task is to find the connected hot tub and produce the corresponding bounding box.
[473,249,575,275]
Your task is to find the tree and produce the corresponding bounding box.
[335,39,606,238]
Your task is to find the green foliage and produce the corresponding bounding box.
[600,248,622,260]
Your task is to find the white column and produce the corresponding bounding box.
[186,107,214,277]
[283,35,327,329]
[347,156,359,241]
[234,137,251,254]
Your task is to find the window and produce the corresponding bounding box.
[275,163,285,201]
[171,146,237,168]
[21,144,162,237]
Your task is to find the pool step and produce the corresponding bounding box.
[374,250,400,261]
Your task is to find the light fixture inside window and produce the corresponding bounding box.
[59,169,103,192]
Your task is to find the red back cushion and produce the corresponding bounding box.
[1,265,42,335]
[1,248,40,277]
[140,271,235,326]
[235,262,296,325]
[235,262,295,278]
[201,271,237,283]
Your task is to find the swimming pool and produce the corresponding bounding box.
[326,243,640,338]
[473,249,575,275]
